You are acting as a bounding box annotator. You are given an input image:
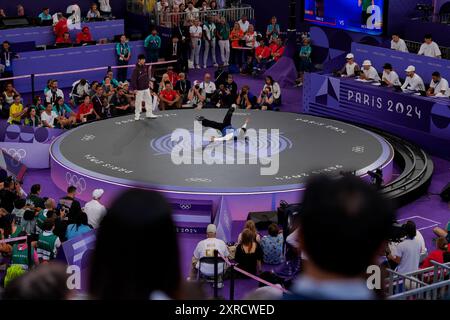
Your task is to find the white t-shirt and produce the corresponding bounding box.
[391,39,408,52]
[185,7,199,20]
[200,81,216,94]
[238,20,250,33]
[430,77,450,97]
[41,111,58,128]
[382,70,401,86]
[418,41,441,58]
[392,238,422,274]
[83,199,107,229]
[415,230,427,256]
[189,25,203,41]
[193,237,229,275]
[345,62,359,76]
[362,66,380,81]
[401,73,425,91]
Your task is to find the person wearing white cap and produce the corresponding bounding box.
[189,223,229,285]
[83,189,106,229]
[359,60,380,81]
[401,66,425,92]
[339,53,360,77]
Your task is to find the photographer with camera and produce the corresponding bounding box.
[236,85,255,109]
[256,86,274,111]
[187,80,206,109]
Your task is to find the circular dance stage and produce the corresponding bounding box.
[50,110,394,207]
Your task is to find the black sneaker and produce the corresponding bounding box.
[195,116,205,122]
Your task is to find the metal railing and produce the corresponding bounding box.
[404,39,450,60]
[386,261,450,300]
[155,6,254,28]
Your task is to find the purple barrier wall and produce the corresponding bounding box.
[303,72,450,159]
[0,123,64,168]
[351,42,450,84]
[11,40,146,93]
[0,19,125,46]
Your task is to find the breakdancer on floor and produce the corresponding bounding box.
[196,104,249,142]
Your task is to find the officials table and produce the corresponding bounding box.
[304,72,450,159]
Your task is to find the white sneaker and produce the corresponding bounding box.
[146,114,157,119]
[213,63,219,67]
[196,65,201,69]
[134,117,140,121]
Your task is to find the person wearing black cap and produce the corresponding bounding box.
[381,63,400,87]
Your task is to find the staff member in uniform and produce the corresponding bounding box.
[339,53,360,77]
[189,19,203,69]
[131,54,158,120]
[427,71,450,97]
[381,63,401,87]
[116,35,131,82]
[401,65,425,92]
[359,60,380,81]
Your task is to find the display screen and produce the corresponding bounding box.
[304,0,385,35]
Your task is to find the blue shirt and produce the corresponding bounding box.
[144,35,161,49]
[38,12,52,20]
[260,234,284,264]
[66,224,92,241]
[53,103,73,116]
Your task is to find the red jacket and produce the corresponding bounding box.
[255,46,271,59]
[420,247,450,268]
[54,19,69,43]
[76,27,93,44]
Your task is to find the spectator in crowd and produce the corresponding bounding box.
[3,82,19,106]
[8,94,27,124]
[209,0,218,12]
[30,96,44,114]
[0,8,6,18]
[190,223,229,282]
[41,102,58,128]
[238,15,250,33]
[230,22,244,67]
[45,80,64,104]
[38,7,52,23]
[1,41,19,81]
[20,209,37,236]
[401,65,425,92]
[86,3,101,20]
[37,219,61,262]
[235,228,263,276]
[418,34,441,58]
[216,16,230,66]
[268,38,285,66]
[260,223,284,265]
[253,39,271,74]
[65,204,92,240]
[420,237,450,268]
[89,190,183,299]
[56,32,72,45]
[17,4,25,17]
[165,36,184,72]
[83,189,106,229]
[53,96,77,128]
[53,14,69,43]
[70,79,90,105]
[102,76,116,104]
[256,86,274,110]
[287,175,394,300]
[187,80,206,108]
[24,108,41,127]
[159,73,173,93]
[99,0,112,16]
[116,34,131,82]
[185,1,199,22]
[89,81,100,97]
[110,87,133,116]
[11,199,27,225]
[144,29,162,63]
[359,60,381,81]
[263,76,281,106]
[237,220,261,243]
[338,53,360,77]
[199,73,217,108]
[131,54,157,120]
[92,86,107,119]
[76,95,95,123]
[387,221,422,274]
[296,38,313,86]
[75,26,93,44]
[427,71,450,97]
[189,19,203,69]
[236,85,255,109]
[27,184,45,209]
[159,81,182,110]
[10,231,39,271]
[217,74,237,107]
[391,33,408,53]
[167,66,179,87]
[203,16,218,68]
[59,186,80,216]
[266,16,280,42]
[175,72,192,104]
[381,63,401,87]
[243,24,259,50]
[104,70,120,88]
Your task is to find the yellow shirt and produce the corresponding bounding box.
[9,103,24,124]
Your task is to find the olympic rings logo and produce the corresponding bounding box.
[185,178,212,183]
[65,172,87,194]
[2,148,26,167]
[179,204,192,210]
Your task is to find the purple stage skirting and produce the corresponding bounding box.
[303,72,450,160]
[351,42,450,84]
[0,19,124,47]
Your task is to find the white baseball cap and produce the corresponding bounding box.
[405,65,416,72]
[92,189,104,199]
[206,224,217,234]
[362,60,372,66]
[346,53,354,59]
